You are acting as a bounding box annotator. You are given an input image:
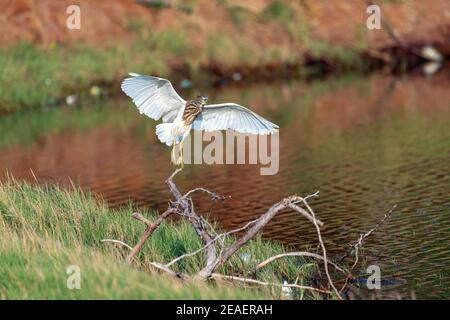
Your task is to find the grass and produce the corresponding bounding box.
[227,5,253,28]
[0,31,186,112]
[261,0,293,23]
[0,2,371,112]
[0,43,153,111]
[282,8,367,70]
[0,180,320,299]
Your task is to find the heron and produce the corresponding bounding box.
[121,73,279,166]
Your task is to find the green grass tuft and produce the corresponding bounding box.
[261,0,293,22]
[0,180,319,299]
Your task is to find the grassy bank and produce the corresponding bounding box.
[0,1,369,112]
[2,0,449,112]
[0,42,170,112]
[0,40,365,113]
[0,180,319,299]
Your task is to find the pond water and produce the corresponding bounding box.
[0,70,449,299]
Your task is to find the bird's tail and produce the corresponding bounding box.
[155,123,173,146]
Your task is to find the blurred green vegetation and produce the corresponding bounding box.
[261,0,293,22]
[0,1,371,112]
[0,180,322,299]
[0,42,167,112]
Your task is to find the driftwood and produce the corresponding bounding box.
[103,169,395,299]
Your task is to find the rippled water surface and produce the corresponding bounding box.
[1,70,449,299]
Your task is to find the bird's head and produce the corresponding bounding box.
[197,95,208,104]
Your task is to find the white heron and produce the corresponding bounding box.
[121,73,279,166]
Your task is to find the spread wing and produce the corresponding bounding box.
[121,73,185,122]
[192,103,278,135]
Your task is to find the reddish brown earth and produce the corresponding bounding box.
[1,0,449,56]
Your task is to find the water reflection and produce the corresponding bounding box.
[0,71,449,299]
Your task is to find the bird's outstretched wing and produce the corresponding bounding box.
[121,73,185,122]
[192,103,278,134]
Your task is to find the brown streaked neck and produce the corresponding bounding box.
[182,98,204,125]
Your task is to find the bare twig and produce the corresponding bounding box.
[166,169,218,270]
[165,219,258,268]
[338,204,397,294]
[126,209,175,263]
[148,262,185,279]
[165,168,184,200]
[255,251,346,274]
[197,194,325,279]
[184,187,229,201]
[288,202,323,227]
[101,239,133,250]
[339,204,397,265]
[299,196,341,299]
[131,212,152,226]
[198,197,293,278]
[106,169,393,300]
[200,216,226,251]
[211,273,332,295]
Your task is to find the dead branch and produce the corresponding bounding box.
[298,196,341,298]
[338,204,397,294]
[101,239,133,250]
[339,204,397,265]
[148,262,185,279]
[197,195,323,279]
[211,273,331,295]
[105,168,394,300]
[126,208,175,263]
[288,202,323,226]
[166,169,218,268]
[184,187,229,201]
[254,251,346,274]
[165,219,257,268]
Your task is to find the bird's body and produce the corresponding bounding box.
[170,96,205,144]
[121,73,278,166]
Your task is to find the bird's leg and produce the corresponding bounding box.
[171,139,177,165]
[179,140,184,168]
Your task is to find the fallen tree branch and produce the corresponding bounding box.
[166,169,218,268]
[126,208,175,263]
[105,168,394,300]
[184,187,229,201]
[101,239,133,250]
[298,196,341,299]
[165,219,258,268]
[254,251,346,274]
[148,262,185,279]
[339,204,397,265]
[197,194,326,280]
[338,204,397,294]
[288,202,323,226]
[198,196,299,278]
[211,273,332,295]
